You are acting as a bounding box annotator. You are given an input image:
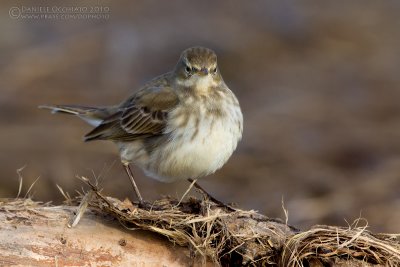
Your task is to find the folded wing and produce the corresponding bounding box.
[84,87,179,142]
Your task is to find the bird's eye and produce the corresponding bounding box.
[185,66,192,74]
[212,67,217,74]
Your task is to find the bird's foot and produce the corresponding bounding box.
[187,178,236,212]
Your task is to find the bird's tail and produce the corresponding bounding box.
[39,104,115,127]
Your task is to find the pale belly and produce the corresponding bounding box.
[118,97,243,182]
[149,117,241,182]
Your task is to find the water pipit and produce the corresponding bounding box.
[40,47,243,206]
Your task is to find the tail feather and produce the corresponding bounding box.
[38,104,94,115]
[39,104,116,127]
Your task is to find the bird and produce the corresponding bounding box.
[40,46,243,205]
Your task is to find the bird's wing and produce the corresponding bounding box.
[84,86,179,142]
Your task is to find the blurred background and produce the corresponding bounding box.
[0,0,399,232]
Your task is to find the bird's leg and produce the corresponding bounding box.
[187,178,236,212]
[123,163,143,203]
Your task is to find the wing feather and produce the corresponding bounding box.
[84,86,179,142]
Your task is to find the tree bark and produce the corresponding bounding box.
[0,198,398,267]
[0,199,209,266]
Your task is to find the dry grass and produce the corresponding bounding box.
[1,175,399,266]
[75,178,400,266]
[282,223,400,267]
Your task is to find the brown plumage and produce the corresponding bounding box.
[40,47,243,204]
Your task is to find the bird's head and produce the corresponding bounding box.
[174,47,222,92]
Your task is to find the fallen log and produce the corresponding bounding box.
[0,188,399,266]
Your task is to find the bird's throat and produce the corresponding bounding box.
[194,75,217,93]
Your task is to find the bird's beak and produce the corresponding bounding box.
[199,68,208,76]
